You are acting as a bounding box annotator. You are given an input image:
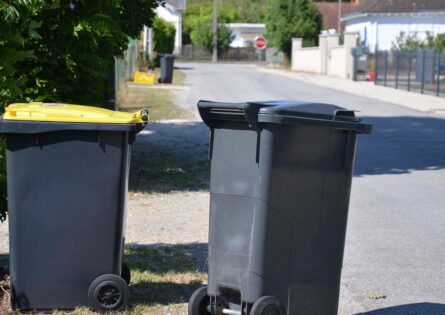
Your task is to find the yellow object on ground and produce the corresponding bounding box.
[3,102,149,124]
[134,71,156,85]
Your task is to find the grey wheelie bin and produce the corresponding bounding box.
[0,103,148,312]
[189,100,372,315]
[158,54,175,83]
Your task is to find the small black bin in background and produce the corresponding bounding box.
[0,103,148,312]
[158,54,175,84]
[189,100,372,315]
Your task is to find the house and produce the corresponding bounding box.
[342,0,445,51]
[227,23,266,48]
[155,0,186,54]
[315,0,360,32]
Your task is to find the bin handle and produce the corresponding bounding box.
[198,101,262,128]
[333,109,361,122]
[133,108,149,124]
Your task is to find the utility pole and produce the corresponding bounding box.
[337,0,342,34]
[212,0,218,62]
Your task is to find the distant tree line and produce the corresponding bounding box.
[392,32,445,53]
[183,0,323,58]
[187,0,268,24]
[183,3,235,54]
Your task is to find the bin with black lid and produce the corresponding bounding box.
[158,54,175,84]
[188,100,372,315]
[0,103,148,312]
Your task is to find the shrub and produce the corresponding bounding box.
[391,32,425,51]
[0,0,161,222]
[0,0,161,108]
[392,31,445,53]
[153,17,176,55]
[266,0,322,57]
[186,5,234,54]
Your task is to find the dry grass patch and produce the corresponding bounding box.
[0,246,207,315]
[117,69,192,121]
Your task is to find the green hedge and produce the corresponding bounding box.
[266,0,322,57]
[0,0,161,222]
[154,17,176,55]
[183,3,234,53]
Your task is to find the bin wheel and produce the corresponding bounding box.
[121,262,131,284]
[250,296,283,315]
[188,285,211,315]
[88,274,129,312]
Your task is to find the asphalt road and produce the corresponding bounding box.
[176,63,445,315]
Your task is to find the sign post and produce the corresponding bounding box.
[254,36,267,63]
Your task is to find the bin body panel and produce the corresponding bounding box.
[159,54,175,83]
[6,130,130,310]
[207,121,357,314]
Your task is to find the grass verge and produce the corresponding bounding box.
[0,246,207,315]
[117,69,191,121]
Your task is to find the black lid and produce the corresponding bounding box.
[255,100,358,122]
[198,100,372,134]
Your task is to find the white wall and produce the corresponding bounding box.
[344,20,374,49]
[328,46,346,78]
[292,33,358,79]
[292,48,321,73]
[345,12,445,52]
[227,24,266,48]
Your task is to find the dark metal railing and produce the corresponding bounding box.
[374,49,445,97]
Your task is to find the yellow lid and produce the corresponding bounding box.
[3,102,149,124]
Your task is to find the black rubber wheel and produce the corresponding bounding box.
[250,296,283,315]
[121,262,131,284]
[88,274,129,312]
[188,285,211,315]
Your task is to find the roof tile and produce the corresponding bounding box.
[350,0,445,14]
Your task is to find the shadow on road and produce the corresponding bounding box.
[174,66,194,71]
[129,121,210,193]
[131,115,445,193]
[356,302,445,315]
[355,115,445,176]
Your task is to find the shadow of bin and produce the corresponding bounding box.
[189,100,372,315]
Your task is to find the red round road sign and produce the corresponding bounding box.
[254,36,267,50]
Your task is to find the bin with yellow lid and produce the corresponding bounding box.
[0,103,148,312]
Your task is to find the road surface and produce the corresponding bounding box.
[0,62,443,315]
[175,63,445,315]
